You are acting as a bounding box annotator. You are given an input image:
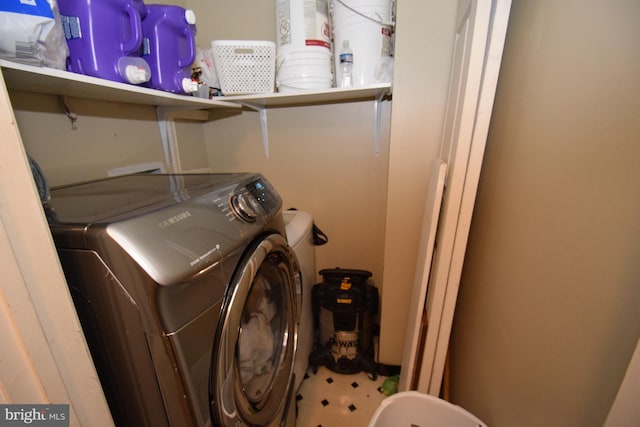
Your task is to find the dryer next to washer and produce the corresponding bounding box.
[46,173,300,427]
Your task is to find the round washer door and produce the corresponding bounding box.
[210,233,300,426]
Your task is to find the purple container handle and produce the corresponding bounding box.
[122,2,143,54]
[177,26,196,68]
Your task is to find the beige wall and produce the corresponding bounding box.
[203,101,391,284]
[11,92,165,187]
[450,0,640,425]
[187,0,275,44]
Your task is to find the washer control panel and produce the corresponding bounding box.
[245,178,279,213]
[229,193,258,223]
[227,177,281,223]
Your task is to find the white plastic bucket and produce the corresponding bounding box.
[277,47,332,80]
[331,0,393,87]
[368,391,487,427]
[276,0,333,91]
[278,79,333,93]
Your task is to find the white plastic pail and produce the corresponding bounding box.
[276,47,333,92]
[368,391,487,427]
[331,0,393,87]
[276,0,333,92]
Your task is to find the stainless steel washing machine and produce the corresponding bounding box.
[45,173,300,427]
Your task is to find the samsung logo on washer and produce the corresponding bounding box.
[0,404,68,426]
[158,210,192,228]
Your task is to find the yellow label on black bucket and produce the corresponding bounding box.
[336,298,352,304]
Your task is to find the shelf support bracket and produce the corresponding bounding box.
[156,107,182,173]
[155,107,210,173]
[239,103,270,158]
[374,91,386,156]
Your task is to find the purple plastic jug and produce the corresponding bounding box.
[58,0,151,84]
[141,5,197,94]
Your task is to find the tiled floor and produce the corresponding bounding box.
[295,366,388,427]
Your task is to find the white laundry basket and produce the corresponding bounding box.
[368,391,487,427]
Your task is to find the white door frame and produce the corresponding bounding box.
[0,72,114,425]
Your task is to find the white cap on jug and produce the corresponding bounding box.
[117,57,151,84]
[185,9,196,25]
[182,78,199,93]
[125,64,151,84]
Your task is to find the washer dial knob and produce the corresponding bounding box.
[230,193,258,223]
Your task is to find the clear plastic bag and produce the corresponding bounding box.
[0,0,69,69]
[195,47,219,89]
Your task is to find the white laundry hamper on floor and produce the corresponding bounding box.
[368,391,487,427]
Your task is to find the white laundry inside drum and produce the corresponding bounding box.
[237,275,283,401]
